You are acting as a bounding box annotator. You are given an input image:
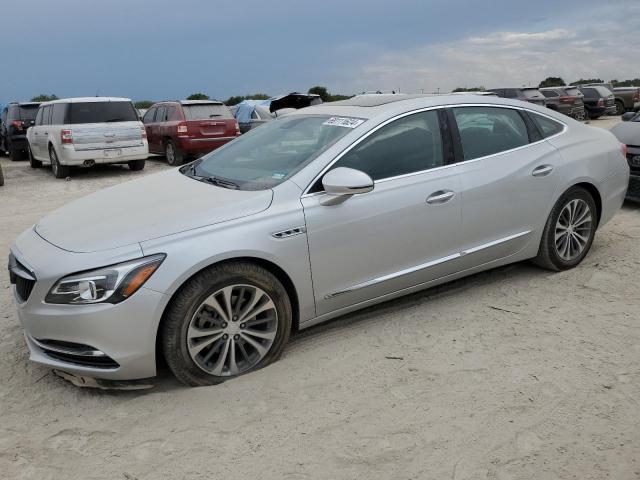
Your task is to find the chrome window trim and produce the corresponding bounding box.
[324,230,531,299]
[300,103,568,197]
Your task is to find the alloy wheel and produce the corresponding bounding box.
[166,143,175,165]
[554,199,593,261]
[187,284,278,377]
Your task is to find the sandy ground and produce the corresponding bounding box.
[1,118,639,480]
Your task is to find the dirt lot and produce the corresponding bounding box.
[1,118,639,480]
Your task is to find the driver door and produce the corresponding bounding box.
[301,109,464,316]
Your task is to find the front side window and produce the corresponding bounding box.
[142,107,156,124]
[530,113,565,138]
[35,108,43,126]
[67,101,138,124]
[453,106,529,160]
[328,110,444,181]
[154,106,167,123]
[42,106,52,125]
[185,115,357,190]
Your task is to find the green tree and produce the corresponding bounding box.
[612,78,640,87]
[134,100,154,109]
[538,77,566,88]
[186,93,210,100]
[452,87,486,92]
[30,94,59,102]
[570,78,603,86]
[223,93,271,106]
[308,86,330,102]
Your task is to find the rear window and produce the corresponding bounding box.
[183,104,233,120]
[18,105,39,120]
[541,90,558,98]
[564,87,581,97]
[68,101,138,124]
[522,89,543,99]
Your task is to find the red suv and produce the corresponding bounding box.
[142,100,240,165]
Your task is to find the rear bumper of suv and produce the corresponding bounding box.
[177,135,237,155]
[57,143,148,166]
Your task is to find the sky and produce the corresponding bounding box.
[1,0,639,104]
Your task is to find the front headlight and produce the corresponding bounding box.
[45,254,166,305]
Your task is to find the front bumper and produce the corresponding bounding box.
[10,228,167,381]
[177,135,237,155]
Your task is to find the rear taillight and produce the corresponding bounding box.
[140,126,147,139]
[177,122,188,134]
[235,121,241,136]
[559,96,575,104]
[597,98,604,107]
[634,91,640,101]
[61,129,73,144]
[621,143,628,158]
[11,120,23,132]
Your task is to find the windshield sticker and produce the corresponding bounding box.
[322,117,365,129]
[272,173,286,179]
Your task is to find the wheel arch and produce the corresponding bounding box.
[568,181,602,227]
[154,255,301,367]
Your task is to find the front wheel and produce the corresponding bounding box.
[28,143,42,168]
[128,159,145,171]
[533,187,597,271]
[615,101,625,116]
[161,262,292,386]
[50,146,69,179]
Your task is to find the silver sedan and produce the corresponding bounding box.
[9,94,629,387]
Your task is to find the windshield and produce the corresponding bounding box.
[182,115,362,190]
[68,101,138,124]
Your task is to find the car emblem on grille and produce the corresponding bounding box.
[631,156,640,168]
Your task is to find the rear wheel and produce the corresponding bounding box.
[615,100,625,116]
[533,186,597,271]
[128,159,145,171]
[161,262,292,387]
[0,163,4,186]
[165,139,184,166]
[50,145,69,179]
[28,143,42,168]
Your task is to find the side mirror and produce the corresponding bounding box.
[621,112,635,122]
[320,167,374,206]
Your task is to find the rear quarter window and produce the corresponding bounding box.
[183,104,233,120]
[530,113,564,138]
[68,101,138,124]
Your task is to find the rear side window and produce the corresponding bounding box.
[453,107,529,160]
[166,105,180,121]
[530,113,564,138]
[331,110,444,181]
[581,88,597,98]
[51,104,66,125]
[155,106,167,122]
[183,104,233,120]
[67,101,138,124]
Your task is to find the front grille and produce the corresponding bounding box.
[8,253,36,303]
[627,149,640,175]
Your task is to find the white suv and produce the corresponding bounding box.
[27,97,149,178]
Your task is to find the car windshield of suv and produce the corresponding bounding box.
[68,101,138,124]
[18,105,38,121]
[522,89,544,99]
[183,115,362,190]
[183,104,233,120]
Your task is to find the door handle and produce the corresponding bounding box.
[532,165,554,177]
[426,190,455,205]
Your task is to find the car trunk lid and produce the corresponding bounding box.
[72,122,143,151]
[182,103,237,138]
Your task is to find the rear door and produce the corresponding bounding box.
[142,107,157,152]
[451,106,564,266]
[182,103,236,139]
[67,101,142,153]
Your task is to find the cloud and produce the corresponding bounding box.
[340,4,640,93]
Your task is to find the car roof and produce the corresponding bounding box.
[8,102,41,107]
[179,100,223,105]
[290,93,560,121]
[42,97,132,106]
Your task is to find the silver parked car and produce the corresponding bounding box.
[9,94,629,387]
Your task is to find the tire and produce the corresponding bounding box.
[161,262,292,387]
[615,101,625,116]
[49,145,69,179]
[8,144,22,161]
[590,114,601,120]
[165,139,184,166]
[128,159,145,171]
[533,186,597,271]
[28,143,42,168]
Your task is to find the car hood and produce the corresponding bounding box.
[611,122,640,146]
[35,169,273,253]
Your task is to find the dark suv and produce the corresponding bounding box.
[143,100,240,165]
[578,86,616,119]
[539,86,585,120]
[0,102,40,160]
[487,87,547,106]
